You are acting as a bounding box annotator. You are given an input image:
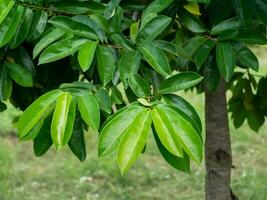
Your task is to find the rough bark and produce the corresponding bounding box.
[205,80,237,200]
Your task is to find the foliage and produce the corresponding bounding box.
[0,0,267,175]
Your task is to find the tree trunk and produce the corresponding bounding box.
[205,80,237,200]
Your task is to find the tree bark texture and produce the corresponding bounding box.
[205,80,235,200]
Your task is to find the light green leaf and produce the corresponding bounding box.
[27,11,48,41]
[17,90,63,139]
[159,72,203,94]
[77,93,100,131]
[38,37,88,65]
[78,40,98,72]
[51,92,72,148]
[128,74,151,98]
[99,103,145,157]
[96,45,116,86]
[0,0,15,25]
[95,88,111,114]
[117,109,152,175]
[140,42,171,77]
[142,0,174,20]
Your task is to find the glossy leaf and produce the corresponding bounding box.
[7,63,33,87]
[118,50,141,87]
[0,64,12,101]
[0,0,15,25]
[142,0,174,20]
[96,46,116,86]
[95,88,111,114]
[33,27,65,59]
[98,104,145,157]
[51,92,72,148]
[39,37,88,65]
[0,5,24,47]
[117,109,152,174]
[128,74,151,98]
[136,15,171,46]
[77,93,100,131]
[211,17,241,35]
[159,72,203,94]
[232,0,254,24]
[17,90,63,139]
[27,11,48,41]
[49,16,98,40]
[78,40,98,72]
[140,43,171,77]
[216,42,236,81]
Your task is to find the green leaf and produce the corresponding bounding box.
[96,45,116,86]
[216,42,236,81]
[33,27,65,59]
[51,2,89,15]
[7,63,33,87]
[51,92,72,149]
[154,104,203,164]
[49,16,98,40]
[233,43,259,71]
[204,55,221,92]
[247,111,265,132]
[255,0,267,25]
[128,74,151,98]
[33,115,53,157]
[110,86,123,105]
[117,109,152,175]
[68,112,86,162]
[0,5,24,47]
[210,17,241,35]
[38,37,88,65]
[95,88,111,114]
[27,11,48,41]
[130,22,139,43]
[154,40,178,56]
[232,0,254,24]
[142,0,174,20]
[0,0,15,25]
[163,94,202,133]
[188,0,210,3]
[153,127,190,173]
[194,40,215,70]
[17,90,63,139]
[236,30,267,45]
[118,50,141,88]
[136,15,171,46]
[0,101,7,112]
[78,40,98,72]
[10,8,33,49]
[180,8,207,33]
[98,103,145,157]
[159,72,203,94]
[140,42,171,76]
[0,63,12,101]
[152,106,184,157]
[77,93,100,131]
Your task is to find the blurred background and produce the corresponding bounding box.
[0,46,267,200]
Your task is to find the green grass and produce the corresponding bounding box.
[0,46,267,200]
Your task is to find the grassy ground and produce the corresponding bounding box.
[0,46,267,200]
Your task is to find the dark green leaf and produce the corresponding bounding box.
[7,63,33,87]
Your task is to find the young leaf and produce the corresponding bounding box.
[128,74,151,98]
[17,90,63,139]
[51,92,73,149]
[155,104,203,164]
[117,109,152,175]
[78,40,98,72]
[136,15,171,46]
[77,93,100,131]
[98,104,145,157]
[7,63,33,87]
[140,43,171,77]
[159,72,203,94]
[216,42,236,81]
[96,45,116,86]
[38,37,88,65]
[68,112,86,162]
[152,106,184,157]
